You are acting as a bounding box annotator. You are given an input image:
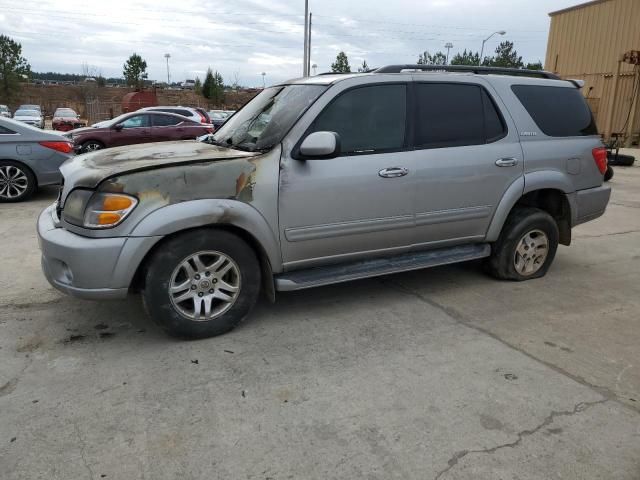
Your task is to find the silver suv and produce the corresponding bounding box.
[37,65,611,339]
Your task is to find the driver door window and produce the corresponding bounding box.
[309,84,407,154]
[121,115,149,129]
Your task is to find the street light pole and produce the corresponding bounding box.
[261,72,266,88]
[444,42,453,65]
[164,53,171,85]
[479,31,506,65]
[303,0,309,76]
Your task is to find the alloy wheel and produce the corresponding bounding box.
[169,251,241,321]
[0,165,29,200]
[514,229,549,276]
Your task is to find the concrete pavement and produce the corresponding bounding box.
[1,155,639,479]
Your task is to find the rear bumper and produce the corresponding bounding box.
[571,184,611,226]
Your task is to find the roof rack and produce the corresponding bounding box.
[373,64,561,80]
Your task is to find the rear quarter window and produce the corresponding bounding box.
[511,85,597,137]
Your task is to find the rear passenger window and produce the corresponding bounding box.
[511,85,597,137]
[0,126,17,134]
[415,83,506,149]
[311,84,407,154]
[153,115,181,127]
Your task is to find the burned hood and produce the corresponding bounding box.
[60,140,260,190]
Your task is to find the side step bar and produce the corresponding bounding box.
[275,243,491,292]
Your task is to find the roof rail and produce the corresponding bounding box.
[373,64,561,80]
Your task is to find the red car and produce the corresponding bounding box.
[52,108,86,131]
[66,111,214,153]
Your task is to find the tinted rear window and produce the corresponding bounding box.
[511,85,597,137]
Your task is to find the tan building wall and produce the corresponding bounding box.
[545,0,640,143]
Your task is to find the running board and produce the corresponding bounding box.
[275,243,491,292]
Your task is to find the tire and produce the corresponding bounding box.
[0,160,37,202]
[142,229,261,339]
[81,140,104,153]
[604,165,614,182]
[607,153,635,167]
[484,207,559,281]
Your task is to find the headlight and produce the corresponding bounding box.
[62,190,138,229]
[84,193,138,228]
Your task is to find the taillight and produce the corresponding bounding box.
[197,111,207,123]
[592,147,607,175]
[40,141,74,154]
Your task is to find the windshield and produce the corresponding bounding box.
[55,109,76,117]
[15,110,39,117]
[207,85,326,152]
[92,112,133,128]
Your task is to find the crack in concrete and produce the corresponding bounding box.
[433,399,608,480]
[383,278,640,414]
[74,421,95,480]
[574,229,640,239]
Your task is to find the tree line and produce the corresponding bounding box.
[330,41,543,73]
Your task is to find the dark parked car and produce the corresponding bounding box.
[52,108,86,131]
[0,117,74,202]
[66,111,214,152]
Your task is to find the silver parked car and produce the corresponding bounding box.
[0,117,74,202]
[38,65,611,339]
[13,109,44,129]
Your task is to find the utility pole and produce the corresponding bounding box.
[164,53,171,84]
[444,42,453,65]
[261,72,266,88]
[303,0,309,76]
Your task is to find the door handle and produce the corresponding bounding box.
[495,157,519,167]
[379,167,408,178]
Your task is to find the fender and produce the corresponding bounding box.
[485,176,525,242]
[130,199,283,272]
[522,170,575,195]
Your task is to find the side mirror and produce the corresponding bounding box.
[299,131,340,159]
[113,124,123,131]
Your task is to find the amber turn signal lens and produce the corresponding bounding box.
[96,212,122,225]
[102,195,134,211]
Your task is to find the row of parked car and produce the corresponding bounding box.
[0,104,236,202]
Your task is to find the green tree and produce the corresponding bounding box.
[417,51,447,66]
[122,53,148,88]
[357,59,369,73]
[194,76,202,94]
[525,61,543,70]
[212,71,224,105]
[485,41,523,68]
[331,51,351,73]
[202,68,214,99]
[0,35,31,101]
[450,49,481,66]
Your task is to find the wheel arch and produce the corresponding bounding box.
[487,184,573,246]
[128,200,281,302]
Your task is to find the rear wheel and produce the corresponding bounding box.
[142,229,261,339]
[485,207,559,281]
[0,161,36,202]
[81,140,104,153]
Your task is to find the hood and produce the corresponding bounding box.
[59,140,260,192]
[68,125,98,135]
[15,115,41,121]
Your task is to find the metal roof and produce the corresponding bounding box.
[549,0,612,17]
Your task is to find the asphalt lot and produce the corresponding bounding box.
[1,154,639,479]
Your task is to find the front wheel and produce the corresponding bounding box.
[142,229,261,339]
[81,140,104,153]
[484,207,559,281]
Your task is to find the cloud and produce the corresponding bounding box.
[0,0,579,87]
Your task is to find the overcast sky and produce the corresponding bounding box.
[0,0,580,87]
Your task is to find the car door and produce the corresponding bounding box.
[111,114,151,147]
[278,81,416,270]
[409,78,524,247]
